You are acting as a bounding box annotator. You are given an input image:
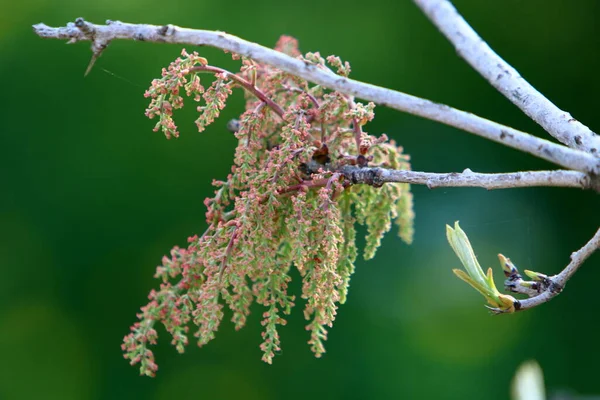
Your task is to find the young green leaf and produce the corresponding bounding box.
[446,222,516,312]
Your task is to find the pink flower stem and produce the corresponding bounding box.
[190,65,284,118]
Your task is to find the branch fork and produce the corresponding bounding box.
[33,0,600,315]
[32,18,600,175]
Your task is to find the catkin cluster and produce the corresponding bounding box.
[122,37,414,376]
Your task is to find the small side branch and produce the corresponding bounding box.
[33,19,600,175]
[555,228,600,288]
[413,0,600,155]
[513,228,600,312]
[340,167,594,191]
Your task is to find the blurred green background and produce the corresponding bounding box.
[2,0,599,399]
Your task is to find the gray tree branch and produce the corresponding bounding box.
[340,167,594,191]
[413,0,600,155]
[33,16,600,315]
[32,19,600,175]
[511,228,600,312]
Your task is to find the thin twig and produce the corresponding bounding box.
[512,228,600,312]
[280,168,592,193]
[32,19,600,174]
[555,229,600,288]
[413,0,600,155]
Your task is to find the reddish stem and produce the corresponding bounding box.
[190,65,285,118]
[281,85,320,108]
[278,178,330,195]
[219,226,238,282]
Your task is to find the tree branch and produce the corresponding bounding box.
[496,228,600,313]
[339,167,595,191]
[554,228,600,289]
[32,19,600,175]
[413,0,600,155]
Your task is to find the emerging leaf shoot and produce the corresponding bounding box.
[446,222,517,313]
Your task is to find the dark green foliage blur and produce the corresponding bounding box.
[2,0,599,398]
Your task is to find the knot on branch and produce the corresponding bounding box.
[340,166,385,187]
[547,281,564,294]
[158,24,176,36]
[64,18,111,76]
[74,17,94,34]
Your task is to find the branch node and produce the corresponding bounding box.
[159,24,175,36]
[548,281,563,294]
[513,300,522,311]
[75,17,94,35]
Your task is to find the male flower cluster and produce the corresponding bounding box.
[123,38,414,376]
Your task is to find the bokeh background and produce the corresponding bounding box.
[2,0,599,398]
